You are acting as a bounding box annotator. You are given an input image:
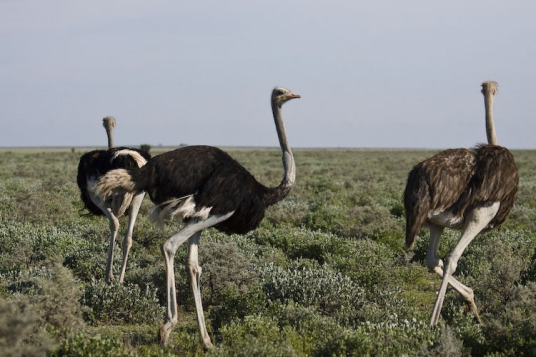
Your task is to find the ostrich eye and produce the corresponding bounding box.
[275,90,285,96]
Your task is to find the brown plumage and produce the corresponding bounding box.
[403,81,519,327]
[405,145,518,249]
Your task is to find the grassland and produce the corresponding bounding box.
[1,147,535,356]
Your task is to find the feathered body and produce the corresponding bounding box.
[403,80,519,327]
[94,86,300,348]
[139,145,284,234]
[100,145,290,235]
[404,144,518,249]
[77,116,151,285]
[77,147,151,216]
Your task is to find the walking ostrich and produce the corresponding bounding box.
[94,87,300,347]
[404,81,518,326]
[77,117,151,284]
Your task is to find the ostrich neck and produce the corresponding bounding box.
[105,126,115,149]
[264,104,295,206]
[484,91,498,145]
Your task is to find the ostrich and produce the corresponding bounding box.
[404,81,518,326]
[77,117,151,284]
[94,87,300,347]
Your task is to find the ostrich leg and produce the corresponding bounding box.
[118,192,145,283]
[426,224,481,323]
[159,212,234,347]
[187,231,212,348]
[104,209,120,284]
[430,202,500,326]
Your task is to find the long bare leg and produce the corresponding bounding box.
[118,192,145,283]
[430,203,500,326]
[160,212,234,347]
[426,224,481,323]
[104,209,120,284]
[90,191,120,285]
[88,189,119,284]
[187,231,213,348]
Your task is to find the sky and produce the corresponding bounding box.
[1,1,535,149]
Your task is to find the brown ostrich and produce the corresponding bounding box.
[403,81,518,326]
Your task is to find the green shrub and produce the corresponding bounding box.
[327,237,397,288]
[458,229,536,314]
[256,261,365,316]
[199,239,258,306]
[82,279,163,325]
[210,285,268,330]
[50,332,134,357]
[0,262,84,356]
[0,297,53,357]
[480,282,536,356]
[1,149,536,356]
[216,314,299,357]
[0,221,81,270]
[418,325,465,356]
[251,227,338,264]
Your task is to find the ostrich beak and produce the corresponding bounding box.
[287,93,301,100]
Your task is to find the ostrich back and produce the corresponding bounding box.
[77,147,151,216]
[404,144,518,248]
[137,145,272,234]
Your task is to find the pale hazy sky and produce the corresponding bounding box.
[1,1,535,148]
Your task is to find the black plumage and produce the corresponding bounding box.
[126,145,273,234]
[77,117,151,285]
[77,147,151,216]
[94,86,300,348]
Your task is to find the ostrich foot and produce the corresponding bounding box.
[202,338,213,350]
[463,299,482,324]
[160,322,174,346]
[105,274,114,285]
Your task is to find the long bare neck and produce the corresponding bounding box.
[482,81,498,145]
[264,103,295,206]
[103,117,116,149]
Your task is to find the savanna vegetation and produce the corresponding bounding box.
[1,147,535,356]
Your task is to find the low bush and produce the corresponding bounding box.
[0,297,53,357]
[50,332,134,357]
[82,279,163,325]
[1,149,536,356]
[458,229,536,314]
[480,282,536,356]
[256,261,365,317]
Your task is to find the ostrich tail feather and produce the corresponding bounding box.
[404,166,431,250]
[111,192,134,218]
[94,168,139,200]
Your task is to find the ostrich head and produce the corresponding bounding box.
[272,87,301,107]
[481,81,498,96]
[103,116,116,130]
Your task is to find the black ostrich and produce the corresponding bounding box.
[77,117,151,284]
[404,81,518,326]
[94,87,300,347]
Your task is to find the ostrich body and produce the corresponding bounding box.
[94,87,300,348]
[404,81,518,326]
[77,117,151,284]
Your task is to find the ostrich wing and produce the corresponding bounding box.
[419,148,477,213]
